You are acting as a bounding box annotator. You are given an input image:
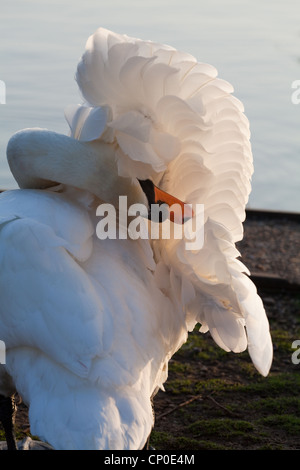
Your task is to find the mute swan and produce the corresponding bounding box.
[0,27,272,450]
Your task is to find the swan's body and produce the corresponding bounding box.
[0,28,272,450]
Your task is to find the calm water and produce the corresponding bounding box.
[0,0,299,211]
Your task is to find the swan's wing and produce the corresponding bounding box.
[65,104,113,142]
[73,28,272,376]
[0,189,105,377]
[155,85,273,376]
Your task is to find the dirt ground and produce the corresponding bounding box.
[1,209,300,450]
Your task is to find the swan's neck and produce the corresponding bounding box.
[7,129,147,208]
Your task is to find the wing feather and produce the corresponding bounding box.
[72,28,272,375]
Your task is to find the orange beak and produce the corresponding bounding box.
[153,185,194,224]
[138,179,194,224]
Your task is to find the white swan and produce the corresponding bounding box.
[0,27,272,450]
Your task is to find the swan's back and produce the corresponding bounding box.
[0,188,188,449]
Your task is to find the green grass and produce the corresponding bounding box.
[151,371,300,450]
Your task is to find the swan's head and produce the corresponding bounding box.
[8,29,205,226]
[7,128,192,225]
[138,178,193,224]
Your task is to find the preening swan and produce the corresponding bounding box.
[0,27,272,450]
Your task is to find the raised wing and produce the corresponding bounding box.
[72,28,272,376]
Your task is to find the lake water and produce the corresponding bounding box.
[0,0,299,212]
